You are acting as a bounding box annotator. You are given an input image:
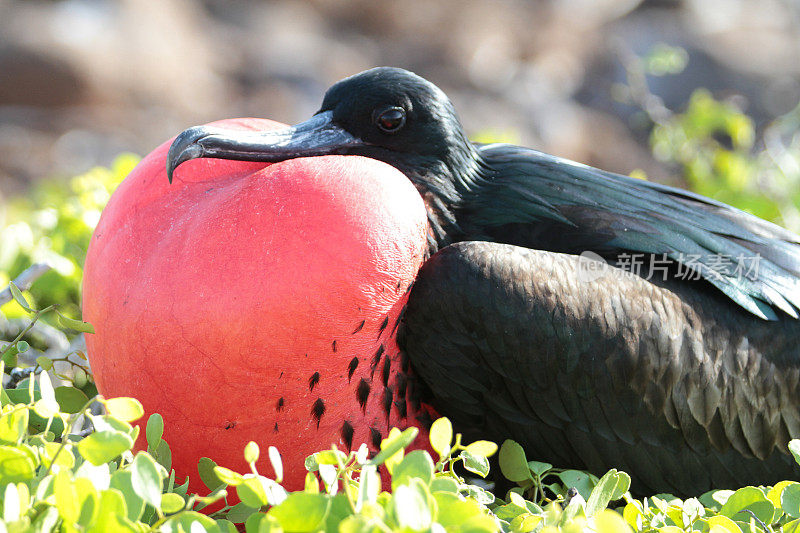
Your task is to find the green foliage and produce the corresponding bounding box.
[4,331,799,533]
[617,43,800,233]
[0,154,136,317]
[2,46,800,532]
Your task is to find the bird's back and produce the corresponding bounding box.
[458,143,800,321]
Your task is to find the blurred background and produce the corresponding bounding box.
[2,0,800,312]
[1,0,798,185]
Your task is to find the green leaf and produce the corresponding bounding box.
[586,469,628,517]
[393,483,432,531]
[0,445,36,483]
[460,450,490,478]
[9,282,33,312]
[527,460,552,477]
[31,506,60,532]
[237,475,287,508]
[429,417,452,459]
[719,486,774,524]
[109,470,146,522]
[161,511,218,533]
[267,491,330,532]
[245,441,260,464]
[1,344,18,368]
[153,438,172,472]
[146,413,164,450]
[246,513,283,533]
[783,482,800,518]
[510,514,544,533]
[103,397,144,423]
[216,519,239,533]
[33,398,59,419]
[0,406,29,444]
[309,450,347,467]
[86,489,139,533]
[323,494,352,533]
[498,440,532,482]
[463,440,498,458]
[77,430,133,465]
[434,491,496,531]
[790,440,800,466]
[73,477,99,527]
[54,386,89,413]
[392,450,434,489]
[430,477,459,494]
[705,514,744,533]
[36,356,52,370]
[161,492,185,514]
[199,457,224,491]
[91,413,133,434]
[54,470,80,523]
[56,310,95,333]
[562,492,587,523]
[130,452,163,509]
[609,471,631,500]
[558,470,597,501]
[368,427,418,468]
[226,502,258,524]
[305,472,319,494]
[463,483,495,505]
[215,466,245,486]
[42,441,75,470]
[16,341,29,353]
[594,509,632,533]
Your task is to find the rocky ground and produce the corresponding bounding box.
[0,0,799,198]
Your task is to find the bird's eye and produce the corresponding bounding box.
[375,107,406,133]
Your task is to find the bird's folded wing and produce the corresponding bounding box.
[401,241,800,494]
[465,145,800,320]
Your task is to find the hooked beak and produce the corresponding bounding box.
[166,111,364,183]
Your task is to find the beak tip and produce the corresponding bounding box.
[166,126,212,185]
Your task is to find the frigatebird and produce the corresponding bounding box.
[166,67,800,496]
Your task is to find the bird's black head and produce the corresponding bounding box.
[317,67,474,172]
[167,67,480,198]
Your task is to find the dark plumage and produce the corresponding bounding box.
[166,67,800,495]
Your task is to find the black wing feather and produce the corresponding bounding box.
[459,144,800,319]
[402,241,800,495]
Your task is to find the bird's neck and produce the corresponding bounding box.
[398,143,486,253]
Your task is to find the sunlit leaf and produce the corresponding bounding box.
[77,431,133,466]
[245,441,260,464]
[429,417,452,460]
[103,397,144,423]
[9,282,33,313]
[55,310,95,333]
[130,452,162,509]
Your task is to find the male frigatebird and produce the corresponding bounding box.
[166,67,800,496]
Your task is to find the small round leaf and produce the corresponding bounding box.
[244,441,260,464]
[429,417,452,459]
[77,431,133,466]
[103,397,144,423]
[498,440,532,482]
